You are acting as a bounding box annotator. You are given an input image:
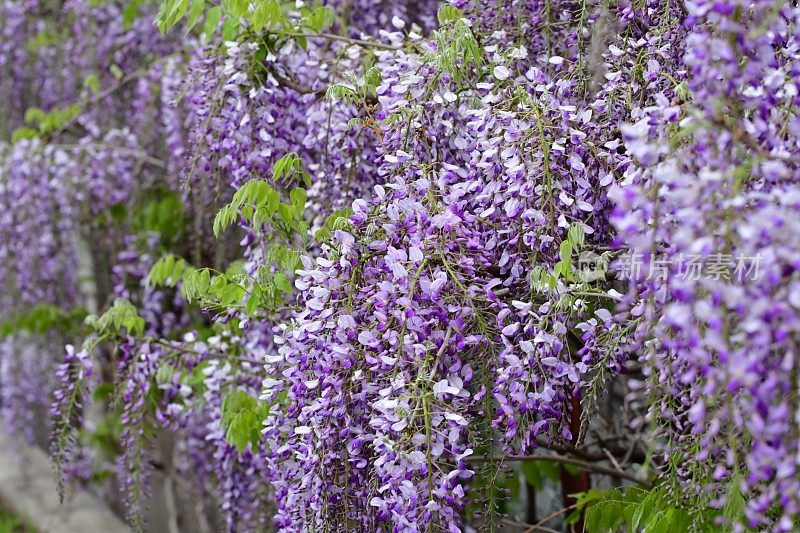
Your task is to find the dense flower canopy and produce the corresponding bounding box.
[1,0,800,532]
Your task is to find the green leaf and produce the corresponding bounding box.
[289,187,307,209]
[315,207,353,241]
[132,193,185,241]
[277,203,295,224]
[559,240,572,263]
[220,282,245,306]
[203,5,222,39]
[110,64,123,80]
[250,2,272,32]
[156,364,176,385]
[0,304,87,338]
[325,83,358,103]
[274,272,292,293]
[221,16,239,41]
[157,0,189,33]
[558,240,573,280]
[582,488,624,533]
[521,460,560,490]
[265,188,280,212]
[364,66,382,92]
[437,4,463,25]
[622,487,648,531]
[147,254,189,287]
[83,74,100,94]
[222,0,248,17]
[93,382,115,402]
[220,390,264,453]
[186,0,205,31]
[25,107,46,124]
[249,0,288,32]
[633,489,660,530]
[169,0,189,26]
[272,153,305,183]
[584,502,603,533]
[599,496,623,532]
[85,298,145,337]
[723,476,745,528]
[303,6,335,32]
[651,508,674,533]
[567,223,585,251]
[241,203,254,222]
[122,0,142,29]
[245,295,260,316]
[11,127,38,143]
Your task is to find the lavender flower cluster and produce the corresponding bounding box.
[611,1,800,529]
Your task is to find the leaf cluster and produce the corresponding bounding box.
[156,0,336,43]
[426,6,483,83]
[220,390,269,452]
[574,483,746,533]
[85,298,145,337]
[12,104,82,142]
[0,304,87,338]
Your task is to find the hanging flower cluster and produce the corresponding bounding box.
[260,1,693,530]
[610,1,800,529]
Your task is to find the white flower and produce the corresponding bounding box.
[433,379,460,396]
[493,65,511,80]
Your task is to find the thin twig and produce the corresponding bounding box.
[286,32,401,50]
[410,328,453,418]
[52,143,167,169]
[521,504,579,533]
[569,291,622,301]
[602,447,623,473]
[270,70,326,98]
[462,453,649,486]
[428,327,454,380]
[503,518,560,533]
[53,54,180,137]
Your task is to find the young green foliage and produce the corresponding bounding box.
[520,460,561,491]
[315,207,354,241]
[146,254,190,288]
[220,390,268,453]
[426,7,482,83]
[573,485,737,533]
[131,193,186,243]
[156,0,297,40]
[326,66,382,104]
[437,4,463,25]
[85,298,145,337]
[301,5,336,33]
[12,104,82,141]
[0,304,87,338]
[553,223,586,282]
[213,153,310,237]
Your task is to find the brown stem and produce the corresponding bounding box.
[522,504,579,533]
[561,393,590,533]
[461,452,648,486]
